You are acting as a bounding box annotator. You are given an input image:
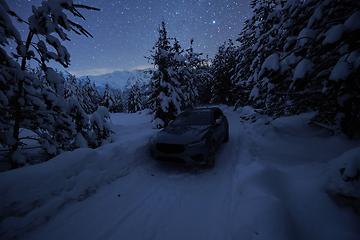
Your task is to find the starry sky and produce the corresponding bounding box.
[7,0,251,77]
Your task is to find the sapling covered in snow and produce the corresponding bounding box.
[89,106,114,148]
[67,97,90,148]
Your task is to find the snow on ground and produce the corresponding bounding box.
[0,106,360,240]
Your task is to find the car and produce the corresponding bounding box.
[150,107,229,167]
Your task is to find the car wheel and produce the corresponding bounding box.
[223,127,229,142]
[206,142,216,167]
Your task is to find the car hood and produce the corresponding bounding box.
[154,124,211,145]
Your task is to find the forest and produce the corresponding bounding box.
[1,0,359,168]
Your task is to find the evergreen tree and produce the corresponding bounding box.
[210,39,238,106]
[233,0,279,108]
[79,76,99,114]
[101,83,115,112]
[0,0,99,167]
[234,0,360,138]
[67,97,90,149]
[89,106,113,148]
[128,83,144,113]
[112,89,126,113]
[184,39,212,106]
[195,54,213,105]
[147,21,184,128]
[64,73,78,99]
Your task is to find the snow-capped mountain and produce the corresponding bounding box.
[78,69,153,93]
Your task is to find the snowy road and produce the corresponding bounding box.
[1,107,360,240]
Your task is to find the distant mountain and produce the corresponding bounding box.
[78,69,153,93]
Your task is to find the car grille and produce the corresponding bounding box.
[157,156,186,164]
[156,143,185,154]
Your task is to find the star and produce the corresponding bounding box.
[5,0,252,76]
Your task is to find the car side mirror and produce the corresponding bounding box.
[215,118,222,125]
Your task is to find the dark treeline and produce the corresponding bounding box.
[230,0,360,139]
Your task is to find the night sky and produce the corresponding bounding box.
[7,0,251,77]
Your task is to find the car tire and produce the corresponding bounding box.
[223,127,229,142]
[206,142,216,167]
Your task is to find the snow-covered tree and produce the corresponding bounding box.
[147,21,184,128]
[79,76,100,114]
[67,97,90,149]
[128,83,144,113]
[210,39,238,106]
[0,0,98,167]
[233,0,360,138]
[233,0,280,109]
[112,89,126,113]
[64,73,78,98]
[101,83,115,112]
[0,0,24,165]
[183,39,212,106]
[89,106,113,148]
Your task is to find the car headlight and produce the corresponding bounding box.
[186,139,206,148]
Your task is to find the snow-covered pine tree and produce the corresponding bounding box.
[0,0,98,167]
[147,21,184,128]
[101,83,115,112]
[64,73,78,99]
[210,39,238,106]
[128,83,144,113]
[234,0,360,138]
[184,39,213,106]
[0,0,23,165]
[301,0,360,138]
[112,89,126,113]
[67,97,90,149]
[89,106,113,148]
[79,76,99,114]
[233,0,280,109]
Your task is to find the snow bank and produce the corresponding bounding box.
[1,108,360,240]
[327,146,360,199]
[0,147,126,239]
[0,112,156,239]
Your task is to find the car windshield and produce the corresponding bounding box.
[172,110,212,125]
